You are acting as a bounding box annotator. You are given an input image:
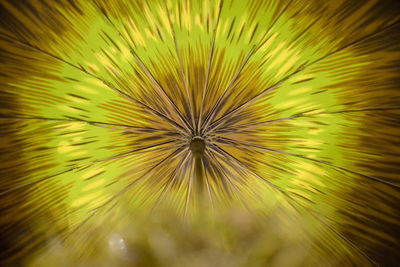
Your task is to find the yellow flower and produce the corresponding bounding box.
[0,0,399,265]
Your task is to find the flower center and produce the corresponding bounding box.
[190,136,206,157]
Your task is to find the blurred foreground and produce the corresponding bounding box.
[25,205,369,267]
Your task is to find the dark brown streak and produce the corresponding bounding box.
[0,140,181,197]
[131,51,193,134]
[183,156,194,218]
[202,151,231,198]
[65,145,187,242]
[214,136,400,189]
[197,0,223,134]
[254,0,296,51]
[310,212,379,267]
[205,148,252,212]
[0,32,189,136]
[201,0,295,134]
[0,116,179,135]
[151,150,190,213]
[210,106,400,135]
[207,114,299,136]
[209,142,379,267]
[201,45,257,134]
[0,168,77,197]
[92,145,187,213]
[207,19,400,132]
[206,150,244,201]
[90,123,184,140]
[92,0,192,133]
[94,140,182,163]
[207,143,284,194]
[202,154,214,207]
[102,76,189,137]
[164,2,196,131]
